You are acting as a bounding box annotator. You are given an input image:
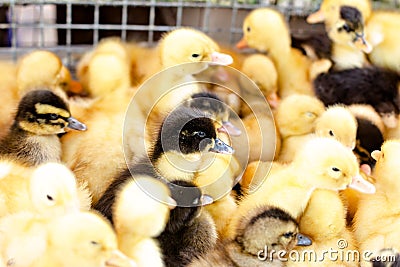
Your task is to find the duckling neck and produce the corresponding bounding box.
[152,150,202,182]
[331,43,368,70]
[0,125,61,166]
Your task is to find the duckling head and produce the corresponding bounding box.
[159,28,233,70]
[276,94,325,138]
[307,0,372,29]
[236,8,291,55]
[230,205,311,261]
[151,106,234,161]
[371,140,400,185]
[187,92,241,136]
[293,137,375,194]
[328,6,372,53]
[113,176,175,237]
[15,89,86,135]
[16,50,75,96]
[48,211,136,267]
[315,105,357,149]
[29,162,80,216]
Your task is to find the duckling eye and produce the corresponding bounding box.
[46,195,54,201]
[246,26,251,32]
[305,112,315,118]
[332,167,341,172]
[90,240,99,246]
[195,131,206,138]
[283,232,294,238]
[49,113,59,120]
[191,53,200,58]
[341,24,351,32]
[329,130,334,137]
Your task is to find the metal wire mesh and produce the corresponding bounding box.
[0,0,398,70]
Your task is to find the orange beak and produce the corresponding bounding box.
[236,37,248,49]
[69,80,84,95]
[354,36,373,54]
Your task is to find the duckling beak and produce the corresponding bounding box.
[67,117,87,131]
[296,233,313,246]
[306,9,325,24]
[105,250,136,267]
[210,52,233,66]
[236,37,248,49]
[209,138,234,154]
[218,121,242,136]
[348,174,376,194]
[354,34,373,54]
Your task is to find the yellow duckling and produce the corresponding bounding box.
[365,10,400,73]
[0,161,82,218]
[32,211,135,267]
[276,94,325,163]
[16,50,76,99]
[226,137,375,240]
[287,189,358,267]
[315,105,357,150]
[354,140,400,266]
[236,8,314,98]
[62,38,134,205]
[240,54,279,110]
[113,177,175,267]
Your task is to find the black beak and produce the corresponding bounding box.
[67,117,87,131]
[218,121,242,136]
[296,233,312,246]
[209,138,234,154]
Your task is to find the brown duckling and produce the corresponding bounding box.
[0,90,86,166]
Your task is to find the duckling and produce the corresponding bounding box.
[94,105,233,221]
[62,38,135,205]
[124,29,234,161]
[365,11,400,73]
[354,140,400,266]
[227,137,375,241]
[315,105,357,149]
[31,211,136,267]
[140,28,233,135]
[113,177,174,267]
[190,205,312,267]
[240,54,279,109]
[157,179,216,267]
[0,90,86,166]
[286,189,358,267]
[276,94,325,163]
[327,6,371,70]
[236,8,314,98]
[16,50,75,99]
[313,66,400,128]
[0,161,82,218]
[306,0,372,30]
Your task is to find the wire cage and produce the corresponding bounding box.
[0,0,398,72]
